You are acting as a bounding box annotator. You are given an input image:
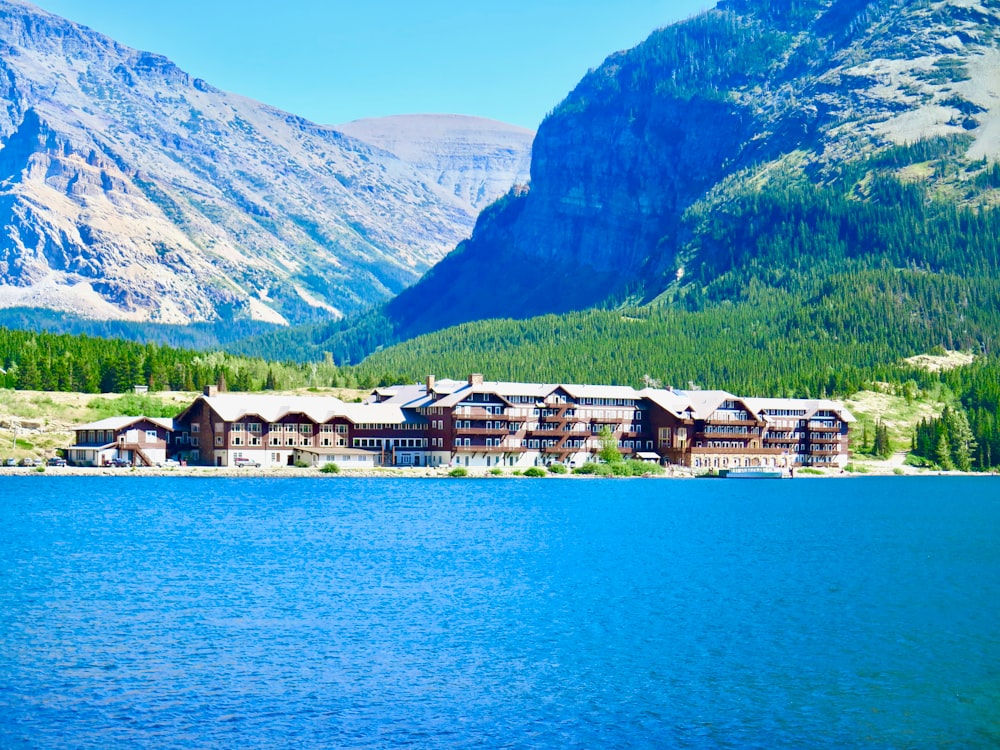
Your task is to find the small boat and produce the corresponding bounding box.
[718,467,786,479]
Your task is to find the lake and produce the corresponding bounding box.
[1,476,998,748]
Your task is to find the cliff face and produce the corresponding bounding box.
[385,0,1000,337]
[0,1,532,325]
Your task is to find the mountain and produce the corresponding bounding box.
[334,115,533,215]
[353,0,1000,343]
[0,0,532,326]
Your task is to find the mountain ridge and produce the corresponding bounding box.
[0,0,532,325]
[366,0,1000,342]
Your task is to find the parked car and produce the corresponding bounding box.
[19,457,36,467]
[234,457,261,468]
[3,458,15,467]
[156,459,181,468]
[109,458,130,468]
[47,457,67,467]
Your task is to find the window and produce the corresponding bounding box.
[146,430,158,441]
[232,423,243,432]
[191,437,199,447]
[215,436,223,447]
[336,424,348,434]
[300,424,312,434]
[249,423,262,433]
[191,423,200,433]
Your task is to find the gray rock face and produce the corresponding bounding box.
[0,0,532,324]
[335,115,533,214]
[383,0,1000,336]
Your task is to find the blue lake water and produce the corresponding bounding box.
[1,475,998,748]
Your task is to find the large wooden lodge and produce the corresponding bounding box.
[68,375,854,471]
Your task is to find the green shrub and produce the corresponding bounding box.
[523,467,547,477]
[547,463,568,474]
[320,462,341,474]
[489,467,504,476]
[624,459,664,476]
[893,467,905,475]
[448,467,468,477]
[573,462,612,476]
[797,467,824,475]
[293,460,309,468]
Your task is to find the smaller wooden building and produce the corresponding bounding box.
[67,416,174,467]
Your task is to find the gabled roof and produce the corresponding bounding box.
[175,392,428,426]
[639,388,694,418]
[743,397,857,423]
[185,393,345,424]
[74,416,175,432]
[431,381,556,408]
[338,403,426,425]
[370,383,439,408]
[671,390,740,420]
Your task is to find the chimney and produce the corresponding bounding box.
[426,375,436,393]
[203,385,218,397]
[469,373,484,386]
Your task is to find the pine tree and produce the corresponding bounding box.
[874,421,892,458]
[935,432,954,470]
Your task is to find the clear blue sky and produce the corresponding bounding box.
[34,0,712,130]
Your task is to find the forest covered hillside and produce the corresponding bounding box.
[281,0,1000,365]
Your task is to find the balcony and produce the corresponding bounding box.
[691,446,785,456]
[807,423,841,432]
[588,416,629,425]
[705,418,761,427]
[454,427,508,437]
[810,437,844,445]
[454,444,526,453]
[452,409,509,421]
[702,429,754,439]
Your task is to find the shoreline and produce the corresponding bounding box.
[0,465,991,479]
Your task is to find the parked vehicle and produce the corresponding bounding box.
[109,458,130,467]
[234,457,261,468]
[47,457,67,467]
[19,457,36,467]
[156,459,180,468]
[3,458,15,467]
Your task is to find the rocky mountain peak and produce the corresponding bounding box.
[0,0,532,326]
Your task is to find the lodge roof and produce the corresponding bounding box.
[670,390,744,420]
[193,393,346,423]
[74,416,175,432]
[639,388,694,417]
[178,393,425,426]
[742,397,857,423]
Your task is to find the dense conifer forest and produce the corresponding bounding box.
[0,328,356,393]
